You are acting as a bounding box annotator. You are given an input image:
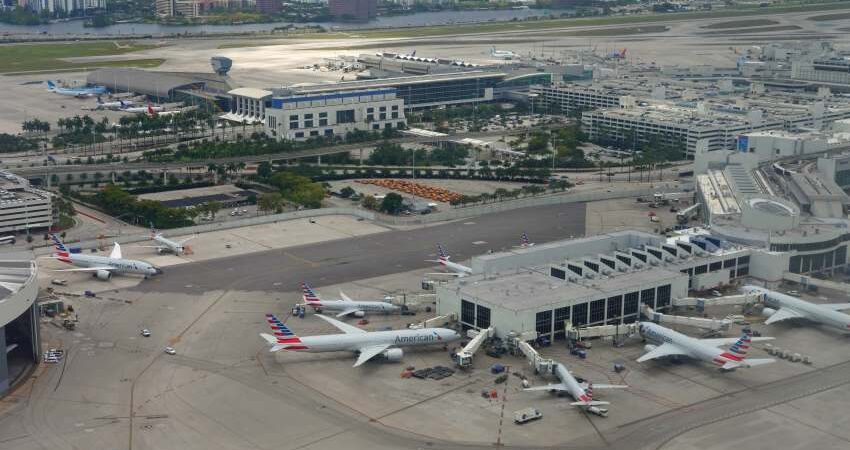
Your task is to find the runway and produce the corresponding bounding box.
[137,202,588,294]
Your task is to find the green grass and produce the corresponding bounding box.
[701,19,780,29]
[700,25,802,35]
[807,11,850,21]
[0,41,158,74]
[294,1,849,40]
[559,25,668,37]
[3,59,165,75]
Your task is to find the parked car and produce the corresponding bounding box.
[164,347,176,355]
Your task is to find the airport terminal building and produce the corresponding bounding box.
[0,171,54,235]
[0,253,40,397]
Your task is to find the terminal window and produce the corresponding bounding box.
[319,119,328,127]
[709,261,722,272]
[694,265,707,275]
[589,299,605,324]
[656,285,671,309]
[723,258,737,268]
[572,303,588,326]
[536,310,552,336]
[294,132,304,138]
[304,120,314,128]
[641,288,655,309]
[461,300,475,327]
[550,267,566,279]
[336,109,355,124]
[476,305,491,329]
[607,295,622,323]
[554,307,570,339]
[624,292,639,316]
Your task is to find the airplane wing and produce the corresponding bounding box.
[177,235,196,245]
[699,336,775,347]
[110,242,122,259]
[524,383,568,392]
[589,384,629,389]
[335,308,362,318]
[765,307,803,325]
[636,343,690,362]
[339,291,354,302]
[353,344,392,367]
[425,272,462,279]
[315,314,366,334]
[52,266,115,272]
[819,303,850,311]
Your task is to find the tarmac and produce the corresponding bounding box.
[6,201,850,450]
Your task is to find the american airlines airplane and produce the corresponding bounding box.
[525,362,627,415]
[95,98,135,110]
[49,234,162,280]
[47,80,107,97]
[426,244,472,277]
[260,313,460,367]
[743,285,850,332]
[637,322,774,370]
[139,227,194,255]
[300,282,399,318]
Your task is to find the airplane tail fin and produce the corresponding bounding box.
[264,314,307,351]
[437,243,449,261]
[46,80,55,90]
[301,282,321,303]
[50,233,70,258]
[521,232,531,247]
[727,333,752,358]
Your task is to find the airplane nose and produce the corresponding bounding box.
[154,267,163,275]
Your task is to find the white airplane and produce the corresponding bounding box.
[300,282,400,318]
[743,285,850,332]
[47,80,107,97]
[260,313,460,367]
[96,98,135,110]
[490,47,518,60]
[426,244,473,277]
[637,322,774,371]
[525,362,627,416]
[518,232,534,248]
[139,227,194,255]
[48,234,162,280]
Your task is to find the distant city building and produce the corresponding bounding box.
[328,0,376,21]
[22,0,106,15]
[255,0,281,14]
[156,0,255,17]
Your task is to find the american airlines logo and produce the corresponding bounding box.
[394,332,440,344]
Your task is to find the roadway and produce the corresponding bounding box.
[11,130,524,177]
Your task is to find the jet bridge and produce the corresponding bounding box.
[566,322,638,342]
[642,305,731,332]
[514,339,555,375]
[673,293,762,312]
[455,327,494,368]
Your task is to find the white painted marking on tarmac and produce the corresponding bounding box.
[184,284,194,288]
[472,241,487,245]
[273,282,282,286]
[463,222,476,225]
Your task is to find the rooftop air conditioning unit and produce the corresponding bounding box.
[601,268,613,276]
[665,256,675,262]
[649,259,660,266]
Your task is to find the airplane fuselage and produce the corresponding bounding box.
[308,300,398,314]
[154,235,183,254]
[640,322,734,366]
[553,363,591,403]
[59,253,159,276]
[750,287,850,331]
[441,259,472,275]
[288,328,459,353]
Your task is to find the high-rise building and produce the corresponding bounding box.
[255,0,280,14]
[329,0,376,21]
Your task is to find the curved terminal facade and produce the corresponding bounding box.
[0,252,40,396]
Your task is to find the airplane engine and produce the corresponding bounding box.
[643,344,657,353]
[761,307,776,317]
[353,311,366,318]
[157,248,165,255]
[382,348,403,362]
[96,270,112,280]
